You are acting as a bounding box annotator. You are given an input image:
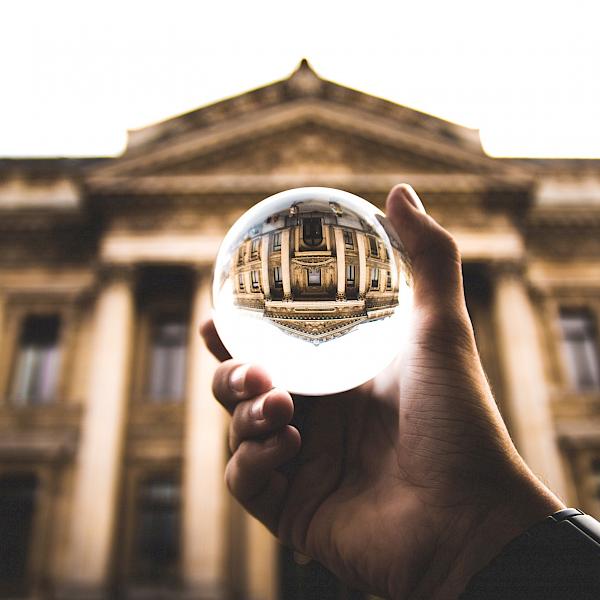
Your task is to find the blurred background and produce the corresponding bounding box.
[1,1,599,599]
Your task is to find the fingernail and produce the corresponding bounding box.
[229,365,249,393]
[250,397,264,420]
[399,184,424,212]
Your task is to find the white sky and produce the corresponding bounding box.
[1,0,599,158]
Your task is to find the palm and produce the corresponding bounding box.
[274,313,513,598]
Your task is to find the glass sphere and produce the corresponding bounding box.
[212,187,415,396]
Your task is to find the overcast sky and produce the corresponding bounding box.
[1,0,599,158]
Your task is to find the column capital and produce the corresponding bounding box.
[488,259,526,280]
[96,263,137,286]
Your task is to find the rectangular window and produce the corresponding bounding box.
[273,266,283,288]
[370,268,379,290]
[237,247,244,265]
[251,270,260,291]
[302,217,323,247]
[238,273,245,291]
[272,232,282,251]
[308,268,321,286]
[346,264,356,286]
[343,230,354,248]
[386,271,392,290]
[11,314,61,406]
[368,236,379,257]
[134,475,180,581]
[559,309,600,390]
[147,314,188,402]
[251,238,260,258]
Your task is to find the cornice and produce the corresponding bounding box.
[86,172,532,198]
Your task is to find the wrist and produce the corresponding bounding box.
[427,459,565,599]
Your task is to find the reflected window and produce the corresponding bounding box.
[251,270,260,291]
[0,474,37,593]
[308,268,321,286]
[303,217,323,247]
[559,309,600,391]
[343,230,354,249]
[370,268,379,290]
[11,315,61,406]
[272,232,282,251]
[273,266,283,288]
[237,247,244,265]
[238,273,245,292]
[386,271,392,290]
[134,475,180,581]
[368,236,379,257]
[147,314,187,402]
[251,238,260,258]
[346,264,356,286]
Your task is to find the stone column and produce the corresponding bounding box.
[261,236,271,299]
[281,229,292,300]
[246,516,278,600]
[492,263,567,498]
[333,227,346,300]
[356,232,367,298]
[61,267,134,598]
[182,269,228,598]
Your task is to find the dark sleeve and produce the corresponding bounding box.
[460,509,600,600]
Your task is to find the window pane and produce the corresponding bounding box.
[272,232,281,250]
[370,268,379,289]
[147,316,188,402]
[302,217,323,247]
[273,266,283,287]
[346,264,355,285]
[368,236,379,257]
[134,476,180,581]
[308,268,321,286]
[343,230,354,248]
[559,310,600,391]
[11,315,60,406]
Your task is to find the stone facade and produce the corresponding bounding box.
[1,60,600,599]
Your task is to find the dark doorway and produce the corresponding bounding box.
[0,473,38,597]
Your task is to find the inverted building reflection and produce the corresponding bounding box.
[230,199,404,344]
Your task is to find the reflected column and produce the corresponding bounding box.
[334,227,346,300]
[281,229,292,300]
[261,236,271,299]
[356,231,367,298]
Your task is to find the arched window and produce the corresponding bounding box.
[0,473,38,594]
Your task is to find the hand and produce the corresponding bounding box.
[200,184,564,599]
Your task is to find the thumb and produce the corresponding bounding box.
[385,184,464,314]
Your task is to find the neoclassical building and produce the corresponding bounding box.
[230,199,402,343]
[1,60,600,600]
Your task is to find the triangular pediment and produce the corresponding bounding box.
[153,121,458,176]
[87,60,530,189]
